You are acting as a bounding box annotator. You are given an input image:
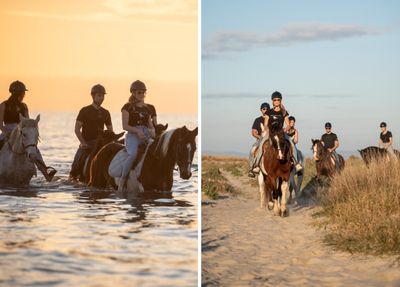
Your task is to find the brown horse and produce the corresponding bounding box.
[311,139,345,178]
[77,130,125,183]
[89,125,197,193]
[358,146,400,166]
[259,124,293,216]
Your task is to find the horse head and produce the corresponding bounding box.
[92,130,125,156]
[175,126,198,180]
[9,114,40,159]
[269,127,290,161]
[311,139,325,161]
[155,123,168,136]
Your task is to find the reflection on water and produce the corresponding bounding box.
[0,112,198,287]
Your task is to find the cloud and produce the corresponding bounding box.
[203,22,383,59]
[4,0,196,24]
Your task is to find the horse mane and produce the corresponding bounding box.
[155,128,178,158]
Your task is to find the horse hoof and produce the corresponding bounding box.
[281,209,289,217]
[268,202,274,210]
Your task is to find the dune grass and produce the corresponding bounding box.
[317,158,400,255]
[202,156,238,200]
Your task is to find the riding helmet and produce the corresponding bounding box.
[130,80,147,92]
[260,102,270,110]
[325,122,332,128]
[9,80,28,94]
[271,91,282,100]
[91,84,107,95]
[380,122,387,128]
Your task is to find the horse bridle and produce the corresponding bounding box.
[8,129,38,155]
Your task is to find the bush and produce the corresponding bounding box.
[317,158,400,255]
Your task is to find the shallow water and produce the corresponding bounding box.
[0,112,198,287]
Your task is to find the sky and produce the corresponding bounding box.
[202,0,400,157]
[0,0,197,114]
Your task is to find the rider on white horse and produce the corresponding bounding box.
[286,116,302,172]
[250,91,303,177]
[248,102,270,178]
[0,80,57,181]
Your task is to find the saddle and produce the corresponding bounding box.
[109,143,149,178]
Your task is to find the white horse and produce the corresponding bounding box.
[0,115,40,185]
[288,149,304,204]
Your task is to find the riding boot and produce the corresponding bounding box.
[292,156,303,172]
[35,160,57,182]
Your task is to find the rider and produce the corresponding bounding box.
[286,116,298,144]
[0,80,57,181]
[378,122,396,157]
[320,122,340,169]
[119,80,156,192]
[70,84,113,180]
[251,91,302,175]
[248,102,270,177]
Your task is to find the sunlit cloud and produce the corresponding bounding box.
[203,22,383,59]
[4,0,196,24]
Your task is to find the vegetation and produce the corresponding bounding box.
[317,157,400,255]
[202,156,237,200]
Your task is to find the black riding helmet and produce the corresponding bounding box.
[9,80,28,94]
[130,80,147,92]
[271,91,282,100]
[260,102,270,110]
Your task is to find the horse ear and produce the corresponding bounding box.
[164,123,168,130]
[192,127,198,137]
[35,114,40,123]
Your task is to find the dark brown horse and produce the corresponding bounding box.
[89,125,197,193]
[259,123,293,216]
[79,130,125,183]
[358,146,400,166]
[311,139,345,178]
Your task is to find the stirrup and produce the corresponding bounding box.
[295,164,303,172]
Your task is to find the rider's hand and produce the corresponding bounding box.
[137,130,146,140]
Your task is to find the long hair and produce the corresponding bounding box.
[5,93,27,117]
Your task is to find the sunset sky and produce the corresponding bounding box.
[0,0,197,114]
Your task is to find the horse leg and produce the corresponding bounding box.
[288,170,296,204]
[258,172,266,209]
[280,180,289,217]
[296,172,304,198]
[273,179,281,216]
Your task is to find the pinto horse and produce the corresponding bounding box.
[0,115,40,185]
[358,146,400,166]
[89,125,197,194]
[312,139,345,178]
[259,122,293,216]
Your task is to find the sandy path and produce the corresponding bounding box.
[202,170,400,286]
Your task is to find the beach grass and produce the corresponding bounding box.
[317,157,400,255]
